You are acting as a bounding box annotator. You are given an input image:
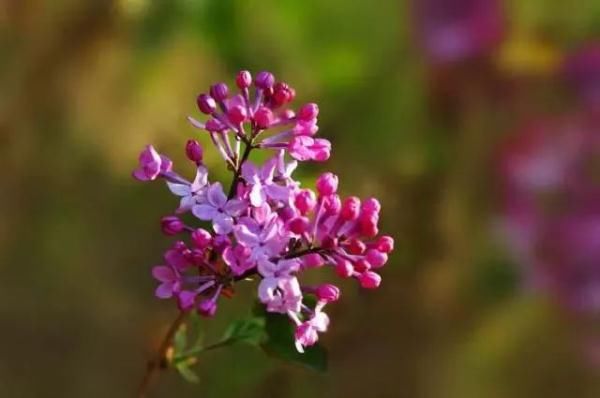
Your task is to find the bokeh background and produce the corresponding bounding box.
[1,0,599,396]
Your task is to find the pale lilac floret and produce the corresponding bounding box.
[258,275,303,313]
[241,160,290,207]
[192,182,246,234]
[152,265,181,299]
[294,311,330,353]
[167,165,209,212]
[223,245,255,276]
[133,145,172,181]
[234,209,287,262]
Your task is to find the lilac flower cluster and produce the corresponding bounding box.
[499,116,600,315]
[133,71,393,352]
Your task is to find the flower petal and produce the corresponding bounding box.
[234,224,260,247]
[167,182,191,197]
[213,213,234,234]
[249,184,266,207]
[192,204,217,220]
[224,199,247,216]
[152,265,175,282]
[155,282,174,299]
[207,182,227,208]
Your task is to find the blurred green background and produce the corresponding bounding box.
[1,0,599,397]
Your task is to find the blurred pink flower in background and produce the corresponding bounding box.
[412,0,506,64]
[499,115,600,316]
[563,42,600,113]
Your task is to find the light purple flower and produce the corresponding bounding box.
[241,160,290,207]
[133,145,173,181]
[223,245,255,276]
[192,182,247,234]
[258,275,302,314]
[234,208,287,262]
[288,136,331,162]
[152,265,181,299]
[166,165,209,212]
[294,311,330,353]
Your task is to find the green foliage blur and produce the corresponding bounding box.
[1,0,599,397]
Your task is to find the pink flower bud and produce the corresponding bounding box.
[347,238,366,254]
[161,216,184,235]
[278,206,296,222]
[255,71,275,89]
[177,291,197,311]
[233,244,251,258]
[303,253,324,268]
[254,106,273,129]
[341,196,361,220]
[228,104,247,124]
[197,94,216,114]
[288,217,310,234]
[353,258,371,273]
[191,228,212,248]
[272,82,295,106]
[236,70,252,89]
[294,189,317,214]
[362,197,381,214]
[316,172,338,196]
[321,236,338,249]
[358,271,381,289]
[185,139,203,163]
[212,235,231,254]
[316,284,340,302]
[376,235,394,253]
[323,194,342,216]
[366,249,388,269]
[198,299,217,317]
[210,82,229,101]
[173,241,187,251]
[335,258,354,278]
[359,212,379,237]
[298,103,319,121]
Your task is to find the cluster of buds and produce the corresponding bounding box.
[133,70,393,352]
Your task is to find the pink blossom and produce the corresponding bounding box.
[294,311,329,353]
[133,145,172,181]
[288,136,331,162]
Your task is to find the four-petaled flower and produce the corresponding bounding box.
[192,182,246,234]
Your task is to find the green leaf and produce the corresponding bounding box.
[222,317,266,346]
[257,307,328,372]
[173,323,188,355]
[175,362,199,384]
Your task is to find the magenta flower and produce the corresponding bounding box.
[223,245,255,276]
[294,311,330,353]
[152,265,181,299]
[133,145,173,181]
[192,182,246,234]
[288,136,331,162]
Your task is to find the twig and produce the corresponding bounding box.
[136,311,189,398]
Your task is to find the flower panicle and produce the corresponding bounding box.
[134,70,394,352]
